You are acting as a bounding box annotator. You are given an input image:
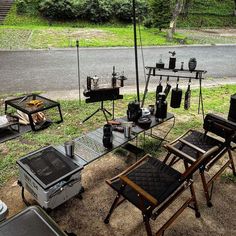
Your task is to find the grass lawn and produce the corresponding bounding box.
[0,84,236,186]
[0,4,187,49]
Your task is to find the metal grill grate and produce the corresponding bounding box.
[22,147,78,185]
[74,136,105,162]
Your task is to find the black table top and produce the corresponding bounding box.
[117,113,174,135]
[57,128,135,166]
[17,146,83,189]
[0,206,66,236]
[5,94,60,114]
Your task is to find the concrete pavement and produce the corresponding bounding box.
[41,76,236,101]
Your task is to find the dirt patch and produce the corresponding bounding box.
[178,28,236,44]
[179,28,236,37]
[0,151,235,236]
[45,29,113,40]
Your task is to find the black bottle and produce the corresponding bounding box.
[155,93,167,120]
[168,51,176,69]
[103,124,113,148]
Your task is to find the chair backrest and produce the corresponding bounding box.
[203,113,236,144]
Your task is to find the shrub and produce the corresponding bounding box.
[82,0,113,23]
[16,0,41,15]
[39,0,76,19]
[114,0,147,22]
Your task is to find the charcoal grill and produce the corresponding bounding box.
[17,146,84,210]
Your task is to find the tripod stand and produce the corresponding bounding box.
[81,101,112,123]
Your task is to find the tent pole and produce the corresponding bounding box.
[132,0,140,103]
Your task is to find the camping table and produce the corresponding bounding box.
[57,128,136,166]
[57,113,174,166]
[117,112,174,136]
[5,94,63,131]
[116,112,175,153]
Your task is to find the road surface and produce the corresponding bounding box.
[0,45,236,93]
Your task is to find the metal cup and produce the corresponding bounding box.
[122,122,133,138]
[64,141,75,158]
[124,126,131,138]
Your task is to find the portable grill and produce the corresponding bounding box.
[17,146,84,210]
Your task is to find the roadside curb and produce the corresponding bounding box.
[1,44,236,52]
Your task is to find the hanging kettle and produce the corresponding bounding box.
[170,76,182,108]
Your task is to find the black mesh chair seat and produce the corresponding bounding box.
[174,130,223,163]
[111,157,182,208]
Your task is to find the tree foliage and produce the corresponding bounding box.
[145,0,171,30]
[113,0,147,22]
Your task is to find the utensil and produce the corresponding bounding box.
[163,76,171,98]
[156,75,163,100]
[170,76,182,108]
[184,78,191,110]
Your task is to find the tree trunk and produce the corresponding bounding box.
[167,0,184,41]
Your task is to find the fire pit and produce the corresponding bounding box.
[17,146,84,210]
[5,94,63,131]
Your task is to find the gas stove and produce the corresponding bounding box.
[17,146,83,210]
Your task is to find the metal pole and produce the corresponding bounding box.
[76,40,81,104]
[132,0,140,103]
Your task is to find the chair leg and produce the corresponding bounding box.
[200,171,213,207]
[228,150,236,176]
[143,214,153,236]
[189,183,201,218]
[104,194,121,224]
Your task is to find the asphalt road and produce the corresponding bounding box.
[0,45,236,93]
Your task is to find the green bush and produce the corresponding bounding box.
[16,0,27,14]
[82,0,113,23]
[39,0,76,19]
[16,0,40,15]
[114,0,147,22]
[15,0,147,23]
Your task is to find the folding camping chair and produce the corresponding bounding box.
[163,113,236,207]
[104,146,218,236]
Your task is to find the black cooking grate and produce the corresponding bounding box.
[21,147,78,185]
[74,136,105,162]
[9,95,55,111]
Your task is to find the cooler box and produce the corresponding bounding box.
[0,206,66,236]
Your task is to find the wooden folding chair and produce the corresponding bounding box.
[104,145,218,236]
[163,113,236,207]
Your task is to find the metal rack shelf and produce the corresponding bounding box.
[142,66,207,120]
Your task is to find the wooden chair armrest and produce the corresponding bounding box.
[179,138,205,154]
[119,175,158,206]
[164,143,196,163]
[181,145,219,181]
[107,154,151,184]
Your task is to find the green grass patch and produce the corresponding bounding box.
[0,25,185,49]
[221,173,236,183]
[0,3,186,49]
[1,84,236,186]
